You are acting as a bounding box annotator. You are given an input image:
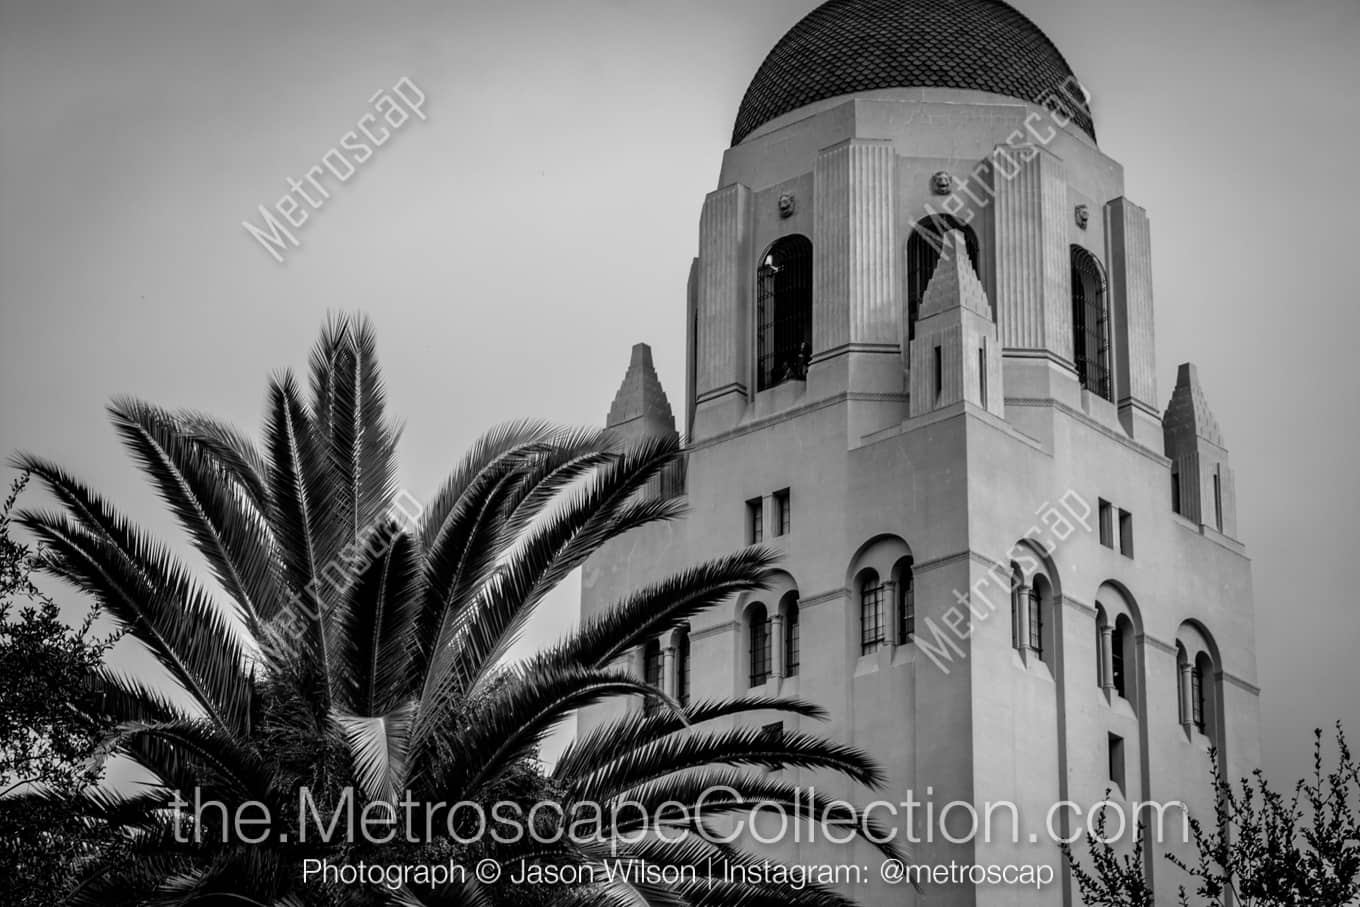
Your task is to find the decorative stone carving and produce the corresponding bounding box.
[931,171,953,196]
[1075,204,1090,229]
[777,192,796,218]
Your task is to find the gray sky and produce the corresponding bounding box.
[2,0,1357,785]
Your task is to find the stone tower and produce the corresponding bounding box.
[580,1,1260,904]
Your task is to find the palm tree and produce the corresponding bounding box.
[14,316,902,906]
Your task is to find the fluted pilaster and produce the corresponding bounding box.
[813,139,898,357]
[695,183,753,403]
[988,144,1070,358]
[1106,198,1157,410]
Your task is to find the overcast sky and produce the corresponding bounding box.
[2,0,1357,785]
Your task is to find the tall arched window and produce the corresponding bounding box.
[780,592,800,678]
[642,638,663,715]
[676,627,691,706]
[748,603,771,687]
[859,570,885,655]
[1071,245,1111,401]
[756,235,813,391]
[907,216,982,341]
[895,558,916,644]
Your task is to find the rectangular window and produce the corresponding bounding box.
[1098,499,1114,548]
[784,602,800,678]
[746,497,763,544]
[1108,733,1126,792]
[773,488,791,536]
[978,344,988,409]
[933,345,943,404]
[1170,468,1182,515]
[1213,469,1223,532]
[1118,509,1134,558]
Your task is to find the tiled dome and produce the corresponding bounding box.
[733,0,1094,145]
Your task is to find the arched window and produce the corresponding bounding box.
[1071,245,1111,401]
[756,235,813,391]
[859,570,885,655]
[676,627,691,706]
[907,216,982,341]
[780,592,800,678]
[1010,563,1024,652]
[642,638,663,715]
[895,558,916,644]
[748,603,771,687]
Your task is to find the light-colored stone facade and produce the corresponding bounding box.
[580,86,1259,906]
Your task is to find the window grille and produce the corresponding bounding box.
[860,576,885,655]
[749,606,771,687]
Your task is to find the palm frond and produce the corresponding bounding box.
[261,371,344,705]
[334,702,415,804]
[554,697,828,781]
[109,396,280,629]
[335,530,422,716]
[12,460,252,735]
[308,313,402,548]
[553,548,778,670]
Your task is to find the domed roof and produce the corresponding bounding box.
[732,0,1095,145]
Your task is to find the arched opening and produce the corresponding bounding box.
[858,568,885,655]
[1176,621,1224,745]
[1029,573,1053,664]
[780,592,800,678]
[756,235,813,391]
[893,556,916,644]
[907,216,982,341]
[1071,245,1111,401]
[676,626,691,706]
[747,602,771,687]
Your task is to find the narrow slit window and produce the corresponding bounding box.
[747,497,763,545]
[933,346,943,403]
[1108,733,1126,791]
